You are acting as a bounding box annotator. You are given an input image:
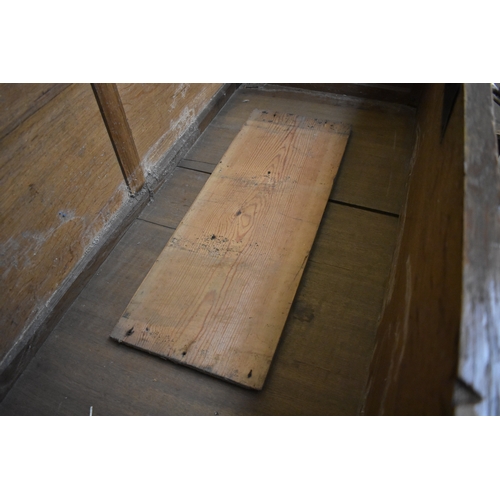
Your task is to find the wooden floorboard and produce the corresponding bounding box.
[186,87,415,215]
[0,86,414,415]
[111,110,350,390]
[139,167,210,229]
[0,203,397,415]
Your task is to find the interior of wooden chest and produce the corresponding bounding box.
[5,82,492,415]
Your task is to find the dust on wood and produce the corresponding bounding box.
[110,109,350,389]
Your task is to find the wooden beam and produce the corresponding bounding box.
[92,83,144,194]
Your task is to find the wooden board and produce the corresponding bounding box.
[0,84,126,360]
[184,86,416,215]
[0,84,70,141]
[110,109,350,389]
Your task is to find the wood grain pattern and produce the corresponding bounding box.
[185,86,416,215]
[363,84,464,415]
[116,84,223,172]
[92,84,144,193]
[0,84,126,361]
[0,85,412,415]
[111,110,350,389]
[458,84,500,415]
[0,200,398,416]
[139,167,210,229]
[0,83,70,141]
[276,83,423,107]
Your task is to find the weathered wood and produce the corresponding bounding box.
[0,81,238,403]
[0,202,398,415]
[458,84,500,416]
[276,83,423,107]
[116,84,223,173]
[363,84,465,415]
[0,85,411,415]
[111,110,350,389]
[139,167,210,229]
[186,86,416,215]
[0,84,126,364]
[92,83,144,193]
[0,83,71,141]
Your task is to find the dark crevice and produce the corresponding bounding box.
[328,199,399,218]
[136,217,177,231]
[179,163,214,175]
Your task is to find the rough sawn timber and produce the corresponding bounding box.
[110,109,350,389]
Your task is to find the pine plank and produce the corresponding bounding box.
[0,203,397,415]
[110,109,350,389]
[187,87,416,215]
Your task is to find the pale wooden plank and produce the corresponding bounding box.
[110,109,350,389]
[195,87,416,214]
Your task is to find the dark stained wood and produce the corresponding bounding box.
[457,84,500,416]
[92,83,144,193]
[0,84,71,141]
[185,124,240,166]
[275,84,423,107]
[363,84,465,415]
[178,158,216,174]
[139,167,210,228]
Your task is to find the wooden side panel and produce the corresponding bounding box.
[276,83,423,107]
[0,84,127,360]
[0,84,70,141]
[459,84,500,416]
[116,84,223,172]
[363,84,464,415]
[111,110,350,389]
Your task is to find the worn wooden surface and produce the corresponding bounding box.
[0,85,413,414]
[139,167,210,228]
[92,84,144,193]
[363,84,465,415]
[185,86,416,215]
[0,84,126,362]
[117,84,223,172]
[276,84,423,107]
[0,199,398,415]
[111,110,350,389]
[458,84,500,415]
[0,84,71,141]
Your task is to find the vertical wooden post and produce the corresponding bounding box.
[92,84,145,194]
